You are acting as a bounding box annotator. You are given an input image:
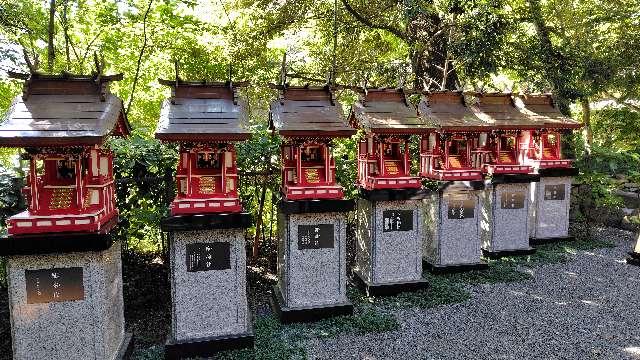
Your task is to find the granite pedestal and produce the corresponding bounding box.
[529,168,577,244]
[422,181,488,273]
[481,175,537,258]
[354,189,429,296]
[1,235,131,360]
[161,213,254,359]
[626,231,640,266]
[272,199,354,323]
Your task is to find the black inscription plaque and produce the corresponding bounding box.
[544,184,565,200]
[447,198,475,219]
[298,224,334,249]
[500,192,525,209]
[382,210,414,232]
[25,267,84,304]
[186,242,231,272]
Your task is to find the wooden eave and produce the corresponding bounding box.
[0,93,129,148]
[418,92,488,132]
[269,86,354,139]
[515,94,582,130]
[155,95,250,143]
[350,95,430,135]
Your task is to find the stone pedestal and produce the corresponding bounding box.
[161,213,253,359]
[0,233,132,360]
[480,175,537,258]
[272,199,354,323]
[626,231,640,266]
[529,168,578,244]
[422,181,488,273]
[354,189,429,296]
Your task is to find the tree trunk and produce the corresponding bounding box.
[47,0,56,72]
[63,1,70,69]
[581,97,592,153]
[408,11,458,92]
[252,174,268,263]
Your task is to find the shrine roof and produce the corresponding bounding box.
[350,89,431,134]
[514,94,581,129]
[155,80,251,142]
[0,73,130,147]
[418,91,488,131]
[466,93,581,130]
[269,85,355,138]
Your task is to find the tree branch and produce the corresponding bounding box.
[604,91,640,112]
[126,0,154,116]
[340,0,408,42]
[47,0,56,72]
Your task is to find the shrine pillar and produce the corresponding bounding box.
[480,175,538,258]
[422,181,489,273]
[354,189,429,295]
[273,200,354,322]
[529,168,578,243]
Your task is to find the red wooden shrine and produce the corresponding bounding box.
[156,80,251,215]
[465,93,536,175]
[417,91,485,181]
[269,85,355,200]
[516,94,580,169]
[349,89,425,190]
[0,73,130,235]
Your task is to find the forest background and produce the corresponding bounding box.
[0,0,639,277]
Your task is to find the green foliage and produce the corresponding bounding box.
[591,107,640,152]
[217,305,398,360]
[375,274,471,309]
[110,132,177,252]
[0,168,26,236]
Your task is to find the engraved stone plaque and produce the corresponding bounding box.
[500,191,525,209]
[447,198,475,219]
[298,224,334,249]
[544,184,565,200]
[25,267,84,304]
[382,210,414,232]
[186,242,231,272]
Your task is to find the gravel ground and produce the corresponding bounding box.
[307,227,640,360]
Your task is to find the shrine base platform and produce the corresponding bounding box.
[481,175,538,257]
[353,273,429,297]
[274,199,354,323]
[422,181,487,271]
[529,169,577,242]
[423,261,489,274]
[530,236,575,246]
[164,325,254,360]
[482,247,537,259]
[354,189,429,296]
[4,240,130,360]
[161,213,253,357]
[270,285,353,324]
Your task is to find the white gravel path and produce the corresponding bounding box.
[306,227,640,360]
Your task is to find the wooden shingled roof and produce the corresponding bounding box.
[350,89,430,134]
[418,91,488,131]
[515,94,581,129]
[155,80,251,142]
[467,93,538,129]
[269,86,355,138]
[0,73,130,147]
